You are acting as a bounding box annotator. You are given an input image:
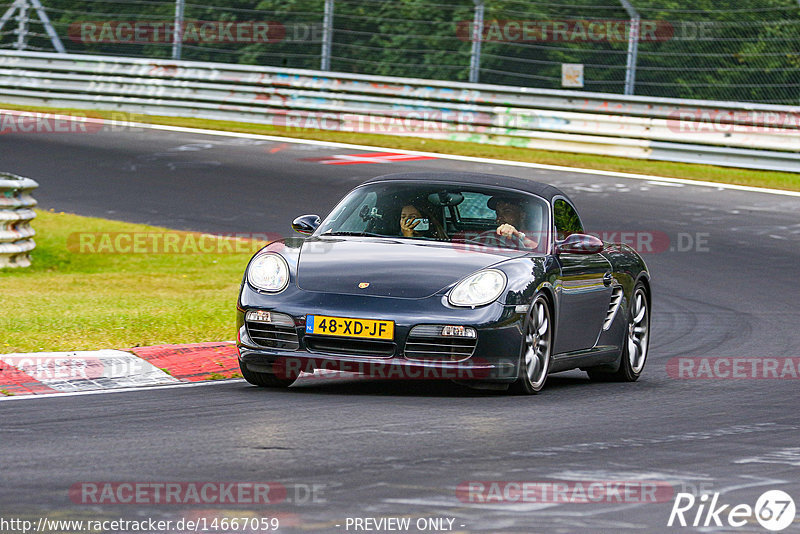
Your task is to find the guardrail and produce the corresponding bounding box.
[0,173,38,268]
[0,50,798,172]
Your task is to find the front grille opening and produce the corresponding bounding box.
[305,336,396,357]
[245,322,300,350]
[405,325,478,361]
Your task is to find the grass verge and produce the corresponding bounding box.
[2,103,799,192]
[0,210,260,353]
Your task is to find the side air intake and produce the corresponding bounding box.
[603,287,624,331]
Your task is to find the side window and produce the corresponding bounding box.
[339,192,378,231]
[457,192,495,220]
[553,199,584,241]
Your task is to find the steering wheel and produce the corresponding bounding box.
[463,230,532,251]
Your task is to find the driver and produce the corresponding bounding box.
[488,196,539,249]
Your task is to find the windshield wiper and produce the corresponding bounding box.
[321,231,385,238]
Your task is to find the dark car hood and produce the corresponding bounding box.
[296,236,525,298]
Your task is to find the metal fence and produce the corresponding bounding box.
[1,0,799,104]
[0,172,37,268]
[1,50,798,172]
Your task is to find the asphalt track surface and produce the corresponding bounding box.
[2,126,799,533]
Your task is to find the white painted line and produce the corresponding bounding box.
[1,108,798,198]
[0,377,244,402]
[646,180,685,188]
[734,448,800,467]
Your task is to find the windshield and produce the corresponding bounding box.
[317,182,550,252]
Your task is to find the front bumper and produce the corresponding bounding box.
[237,287,525,382]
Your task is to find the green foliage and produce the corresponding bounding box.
[5,0,799,102]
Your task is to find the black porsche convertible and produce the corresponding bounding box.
[236,172,651,394]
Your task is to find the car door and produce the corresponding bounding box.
[552,197,613,354]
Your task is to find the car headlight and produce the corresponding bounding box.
[448,269,507,307]
[247,253,290,292]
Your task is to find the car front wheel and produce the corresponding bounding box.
[510,294,552,395]
[588,282,650,382]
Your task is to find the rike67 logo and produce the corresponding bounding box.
[668,490,796,531]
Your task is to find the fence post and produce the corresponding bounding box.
[0,173,38,268]
[29,0,65,53]
[469,0,484,84]
[172,0,184,60]
[14,0,28,50]
[321,0,334,70]
[619,0,640,95]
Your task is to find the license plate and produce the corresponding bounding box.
[305,315,394,340]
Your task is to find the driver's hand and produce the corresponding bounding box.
[496,223,518,239]
[401,216,420,237]
[497,224,538,249]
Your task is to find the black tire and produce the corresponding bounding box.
[509,294,553,395]
[239,360,297,388]
[588,282,650,382]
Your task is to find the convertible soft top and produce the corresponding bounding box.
[363,172,570,202]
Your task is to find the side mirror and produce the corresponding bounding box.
[556,233,604,255]
[292,214,321,235]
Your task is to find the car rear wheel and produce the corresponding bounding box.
[510,294,552,395]
[588,282,649,382]
[239,361,297,388]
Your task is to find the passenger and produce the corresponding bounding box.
[400,202,447,239]
[488,196,539,249]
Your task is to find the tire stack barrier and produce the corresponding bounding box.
[0,173,38,268]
